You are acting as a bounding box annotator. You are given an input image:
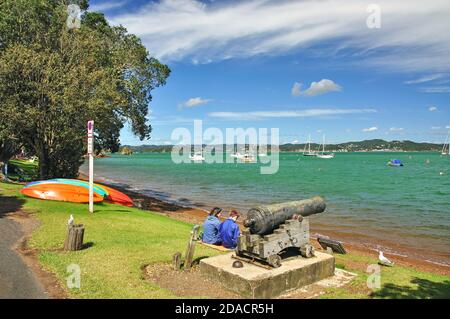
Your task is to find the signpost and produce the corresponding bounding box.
[87,120,94,213]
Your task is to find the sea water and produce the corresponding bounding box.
[80,152,450,266]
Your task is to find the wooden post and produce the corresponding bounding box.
[64,224,85,251]
[184,225,200,270]
[172,252,182,271]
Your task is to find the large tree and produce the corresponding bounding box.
[0,0,170,179]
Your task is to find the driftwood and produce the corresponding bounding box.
[172,252,182,270]
[64,224,85,251]
[183,225,200,270]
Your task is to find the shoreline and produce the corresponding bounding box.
[78,172,450,276]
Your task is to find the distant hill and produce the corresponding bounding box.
[119,139,444,153]
[119,139,443,153]
[281,139,443,152]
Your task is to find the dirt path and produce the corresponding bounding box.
[0,196,48,299]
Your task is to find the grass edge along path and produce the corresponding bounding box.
[0,181,449,299]
[0,182,221,298]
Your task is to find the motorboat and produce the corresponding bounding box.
[189,152,205,161]
[388,159,403,167]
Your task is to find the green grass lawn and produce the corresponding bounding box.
[6,159,38,182]
[0,181,449,299]
[0,182,220,298]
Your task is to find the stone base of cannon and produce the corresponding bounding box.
[199,251,335,299]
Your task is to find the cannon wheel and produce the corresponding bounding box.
[267,254,282,268]
[300,244,315,258]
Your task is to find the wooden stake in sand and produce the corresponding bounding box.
[184,225,200,270]
[64,224,85,251]
[172,252,182,270]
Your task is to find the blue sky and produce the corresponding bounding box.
[88,0,450,145]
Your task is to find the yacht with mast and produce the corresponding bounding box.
[303,134,317,156]
[317,134,335,159]
[442,129,450,156]
[189,150,205,161]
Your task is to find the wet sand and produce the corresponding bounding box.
[78,173,450,277]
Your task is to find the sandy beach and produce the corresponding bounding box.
[78,172,450,277]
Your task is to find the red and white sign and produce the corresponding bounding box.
[87,120,94,155]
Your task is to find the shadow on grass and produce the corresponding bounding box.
[82,242,95,250]
[0,194,25,219]
[370,277,450,299]
[94,208,132,213]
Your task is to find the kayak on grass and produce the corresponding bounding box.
[22,179,133,206]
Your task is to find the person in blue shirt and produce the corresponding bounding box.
[202,207,223,245]
[219,210,241,249]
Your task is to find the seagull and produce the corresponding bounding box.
[378,251,394,267]
[68,214,74,227]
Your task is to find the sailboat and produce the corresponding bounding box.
[317,135,335,159]
[442,129,450,156]
[189,150,205,161]
[303,134,317,156]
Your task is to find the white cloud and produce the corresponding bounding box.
[110,0,450,73]
[363,126,378,132]
[389,127,404,132]
[429,106,438,112]
[404,74,444,84]
[181,97,212,108]
[421,87,450,93]
[208,108,377,120]
[303,79,342,96]
[292,140,299,144]
[446,125,450,129]
[90,1,128,12]
[291,82,302,97]
[152,116,199,126]
[431,126,441,130]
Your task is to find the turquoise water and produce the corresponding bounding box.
[81,152,450,266]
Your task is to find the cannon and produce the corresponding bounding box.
[236,196,325,268]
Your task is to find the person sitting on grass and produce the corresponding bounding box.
[202,207,223,245]
[219,210,240,249]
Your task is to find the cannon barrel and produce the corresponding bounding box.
[243,196,326,235]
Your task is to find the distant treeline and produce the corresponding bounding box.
[120,139,444,153]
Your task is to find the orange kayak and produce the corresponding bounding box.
[99,185,133,207]
[20,183,104,203]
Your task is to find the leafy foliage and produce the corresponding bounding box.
[0,0,170,179]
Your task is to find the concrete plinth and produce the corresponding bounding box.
[199,252,335,299]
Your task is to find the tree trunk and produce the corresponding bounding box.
[0,161,9,182]
[38,144,49,180]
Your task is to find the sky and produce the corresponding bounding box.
[88,0,450,145]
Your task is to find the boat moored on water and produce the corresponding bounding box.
[230,152,243,159]
[442,129,449,156]
[388,159,404,167]
[240,152,256,163]
[189,152,205,161]
[303,134,317,157]
[316,134,335,159]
